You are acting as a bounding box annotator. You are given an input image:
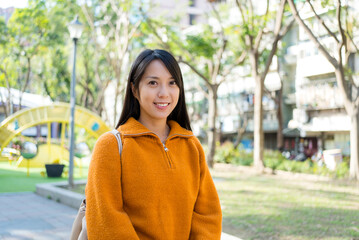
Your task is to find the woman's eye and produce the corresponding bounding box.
[170,81,177,86]
[148,81,157,86]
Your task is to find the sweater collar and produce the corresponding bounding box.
[118,117,193,137]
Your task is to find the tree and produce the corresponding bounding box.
[80,0,142,125]
[288,0,359,180]
[235,0,294,171]
[38,0,77,103]
[0,17,15,117]
[7,0,50,110]
[142,2,246,167]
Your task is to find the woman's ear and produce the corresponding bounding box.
[131,83,138,99]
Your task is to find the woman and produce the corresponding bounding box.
[86,49,222,239]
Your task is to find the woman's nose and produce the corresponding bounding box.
[158,85,169,98]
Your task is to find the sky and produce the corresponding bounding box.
[0,0,28,8]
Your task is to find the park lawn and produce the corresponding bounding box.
[212,164,359,240]
[0,162,88,193]
[1,161,358,240]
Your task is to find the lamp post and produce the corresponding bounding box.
[67,16,84,188]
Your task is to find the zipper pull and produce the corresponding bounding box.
[163,143,169,152]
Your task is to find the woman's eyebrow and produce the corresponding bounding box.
[145,76,174,80]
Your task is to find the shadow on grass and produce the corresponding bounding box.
[223,206,359,240]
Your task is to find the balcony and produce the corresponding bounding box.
[297,55,335,78]
[296,80,344,110]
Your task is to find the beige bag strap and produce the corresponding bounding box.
[110,129,123,155]
[70,129,122,240]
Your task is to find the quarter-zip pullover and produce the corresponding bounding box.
[86,117,222,240]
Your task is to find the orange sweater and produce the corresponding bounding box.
[86,117,222,239]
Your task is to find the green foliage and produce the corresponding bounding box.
[215,142,349,179]
[214,142,253,166]
[263,150,286,172]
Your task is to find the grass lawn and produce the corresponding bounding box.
[1,161,359,240]
[0,162,88,193]
[212,164,359,240]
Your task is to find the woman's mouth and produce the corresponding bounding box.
[154,102,170,109]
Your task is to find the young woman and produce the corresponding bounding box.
[86,49,222,239]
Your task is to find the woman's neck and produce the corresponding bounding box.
[138,117,170,143]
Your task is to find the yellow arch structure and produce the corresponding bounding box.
[0,102,111,166]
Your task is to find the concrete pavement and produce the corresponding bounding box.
[0,192,241,240]
[0,192,75,240]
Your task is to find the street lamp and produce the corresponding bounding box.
[68,16,84,188]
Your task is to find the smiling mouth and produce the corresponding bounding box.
[154,103,170,107]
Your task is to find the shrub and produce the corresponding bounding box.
[264,150,285,172]
[213,142,350,179]
[214,142,253,166]
[334,162,349,178]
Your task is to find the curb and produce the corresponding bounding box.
[36,180,86,209]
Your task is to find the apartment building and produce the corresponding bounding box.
[282,1,359,157]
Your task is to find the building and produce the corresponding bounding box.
[281,1,359,157]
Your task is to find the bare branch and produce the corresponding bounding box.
[261,0,286,80]
[212,39,228,84]
[346,33,359,53]
[195,83,210,99]
[236,0,247,25]
[337,0,347,51]
[178,58,211,88]
[348,72,358,88]
[257,0,270,33]
[280,18,295,37]
[288,0,338,68]
[306,0,339,43]
[355,96,359,108]
[253,29,264,51]
[249,0,254,32]
[222,51,247,78]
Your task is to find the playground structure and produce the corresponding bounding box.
[0,102,111,169]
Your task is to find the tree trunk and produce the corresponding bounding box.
[276,89,284,150]
[253,74,265,172]
[233,114,247,149]
[350,110,359,180]
[207,85,218,168]
[19,57,32,111]
[249,49,265,172]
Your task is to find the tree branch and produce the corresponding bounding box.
[178,57,211,88]
[306,0,339,43]
[261,0,286,81]
[288,0,338,68]
[336,0,347,53]
[236,0,247,26]
[222,51,247,78]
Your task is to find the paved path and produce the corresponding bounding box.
[0,192,241,240]
[0,192,75,240]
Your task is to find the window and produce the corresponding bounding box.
[189,14,196,25]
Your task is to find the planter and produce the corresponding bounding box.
[45,164,65,178]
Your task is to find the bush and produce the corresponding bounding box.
[213,142,350,179]
[264,150,285,172]
[214,142,253,166]
[334,162,349,178]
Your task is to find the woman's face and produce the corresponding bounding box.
[133,59,180,125]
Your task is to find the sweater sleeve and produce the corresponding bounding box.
[189,138,222,240]
[86,133,140,240]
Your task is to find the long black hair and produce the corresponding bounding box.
[115,49,192,131]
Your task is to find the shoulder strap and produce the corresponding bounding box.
[109,129,123,156]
